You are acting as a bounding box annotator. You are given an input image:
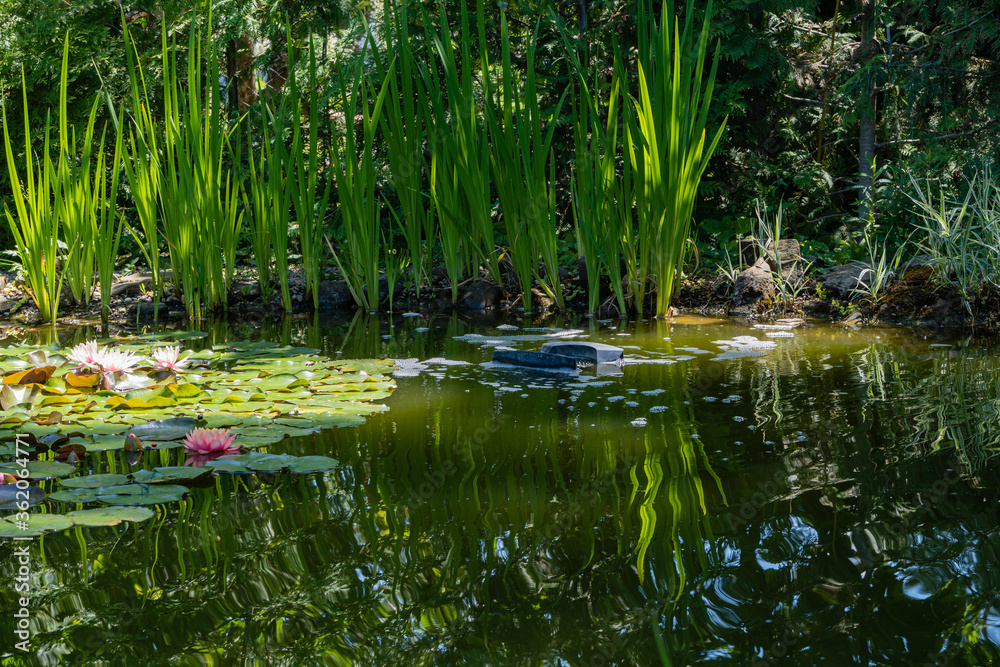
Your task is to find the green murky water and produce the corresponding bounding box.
[3,313,1000,666]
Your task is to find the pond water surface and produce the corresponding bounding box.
[3,313,1000,666]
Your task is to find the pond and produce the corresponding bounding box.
[2,312,1000,666]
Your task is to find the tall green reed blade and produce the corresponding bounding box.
[369,1,431,296]
[289,31,329,312]
[0,35,101,322]
[115,12,163,318]
[482,10,567,311]
[327,51,394,311]
[421,58,469,303]
[56,38,105,308]
[564,34,631,315]
[157,12,243,319]
[2,68,62,323]
[629,0,726,317]
[422,0,501,299]
[95,106,125,323]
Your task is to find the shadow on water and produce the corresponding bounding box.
[3,315,1000,665]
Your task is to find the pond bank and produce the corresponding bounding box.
[0,260,996,331]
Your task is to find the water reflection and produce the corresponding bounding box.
[2,317,1000,665]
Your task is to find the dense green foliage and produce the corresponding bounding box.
[1,0,998,315]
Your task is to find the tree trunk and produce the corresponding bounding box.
[236,33,257,109]
[856,0,877,224]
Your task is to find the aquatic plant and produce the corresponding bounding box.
[150,345,190,372]
[628,0,726,316]
[183,427,240,455]
[118,12,243,319]
[66,340,102,371]
[0,334,395,534]
[370,0,433,297]
[422,0,502,302]
[483,9,567,312]
[2,40,65,323]
[327,41,393,311]
[565,35,633,314]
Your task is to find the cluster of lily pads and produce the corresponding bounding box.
[0,333,395,534]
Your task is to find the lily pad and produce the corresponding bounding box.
[97,484,189,506]
[126,417,196,441]
[0,485,47,510]
[130,467,213,485]
[201,459,251,474]
[0,513,75,536]
[49,488,101,503]
[285,456,339,473]
[60,474,131,489]
[66,507,155,527]
[0,460,76,480]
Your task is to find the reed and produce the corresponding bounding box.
[628,0,726,316]
[327,46,393,311]
[567,37,632,314]
[118,12,243,319]
[482,11,568,312]
[370,1,432,297]
[2,71,62,323]
[289,32,330,312]
[422,0,501,301]
[95,106,125,323]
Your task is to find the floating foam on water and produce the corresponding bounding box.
[675,347,712,354]
[642,389,666,396]
[606,395,626,402]
[672,355,696,362]
[649,405,668,413]
[454,330,585,346]
[496,324,519,331]
[423,357,470,366]
[621,358,677,366]
[712,349,767,360]
[733,416,746,422]
[415,327,429,333]
[703,396,718,402]
[631,418,648,427]
[402,312,421,317]
[625,401,639,407]
[765,331,795,338]
[753,324,794,330]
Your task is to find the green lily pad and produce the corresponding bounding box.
[66,506,155,527]
[49,488,101,503]
[0,485,46,510]
[61,474,130,489]
[97,484,189,506]
[0,513,75,536]
[130,467,213,485]
[201,459,251,474]
[0,460,76,480]
[126,417,196,441]
[285,456,339,474]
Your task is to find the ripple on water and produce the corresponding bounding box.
[756,515,820,571]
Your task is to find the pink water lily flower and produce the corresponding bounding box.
[183,428,240,455]
[0,473,17,485]
[150,345,190,372]
[95,348,144,375]
[67,340,102,371]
